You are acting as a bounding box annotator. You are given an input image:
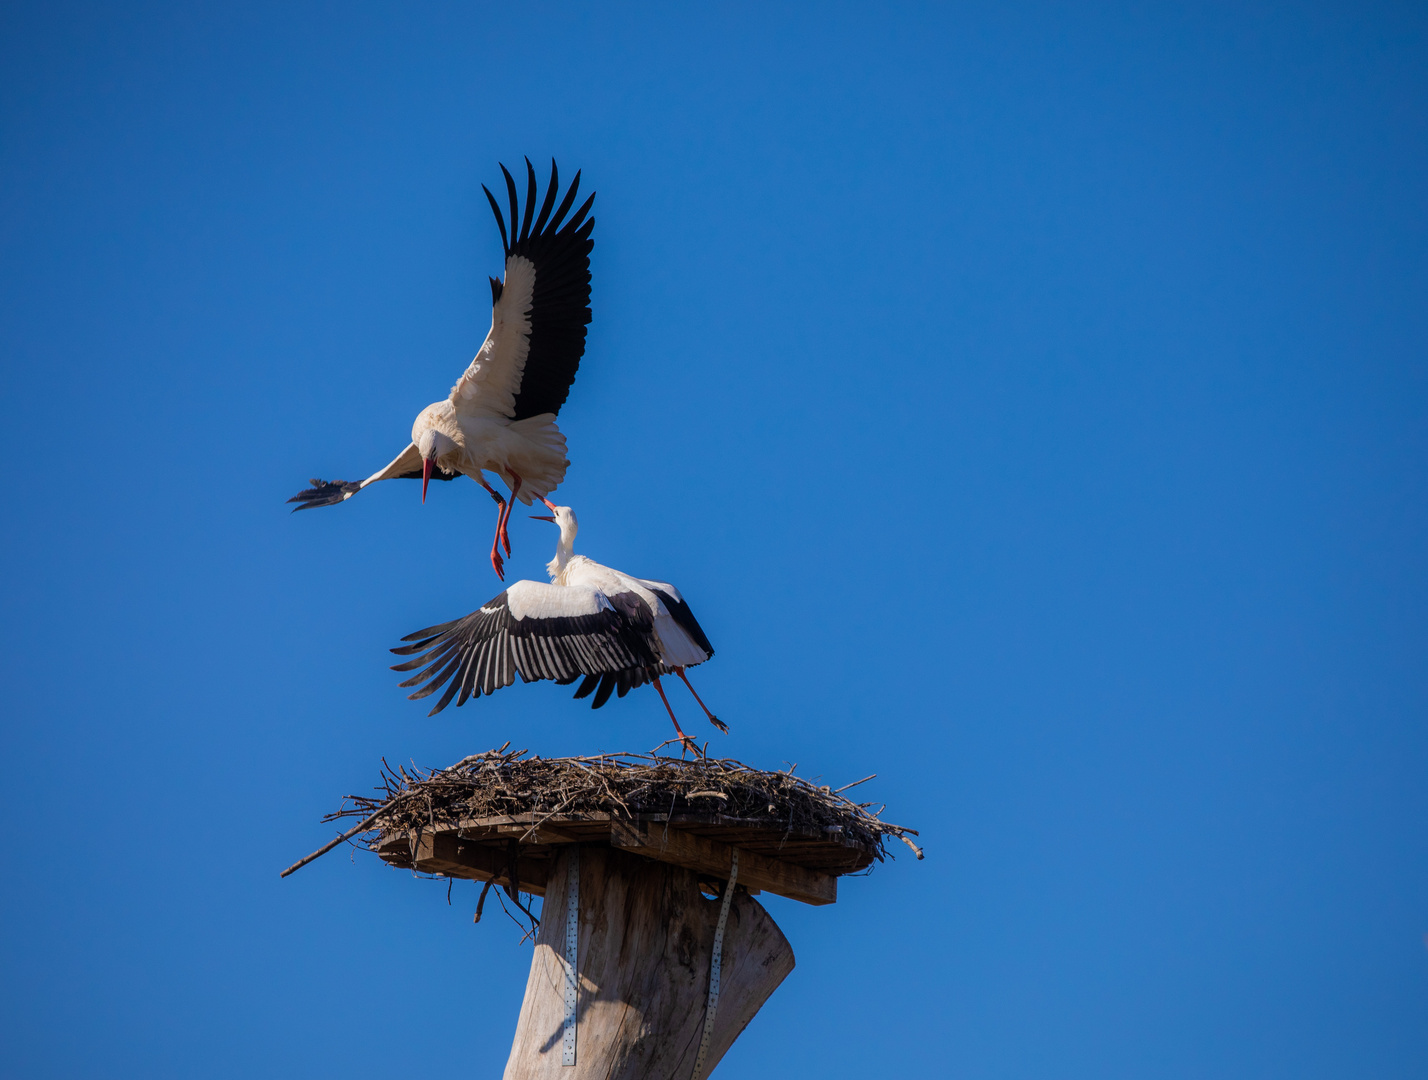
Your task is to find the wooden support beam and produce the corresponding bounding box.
[474,823,582,844]
[454,811,611,833]
[412,830,551,895]
[610,820,836,906]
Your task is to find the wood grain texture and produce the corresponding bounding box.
[504,844,795,1079]
[610,819,837,906]
[412,829,552,895]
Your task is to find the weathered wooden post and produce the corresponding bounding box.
[287,749,920,1078]
[503,844,793,1078]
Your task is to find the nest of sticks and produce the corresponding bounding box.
[285,744,922,881]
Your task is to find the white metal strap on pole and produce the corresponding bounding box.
[691,848,739,1080]
[562,845,580,1067]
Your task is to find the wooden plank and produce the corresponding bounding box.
[459,823,582,844]
[609,820,836,906]
[664,813,854,841]
[455,811,613,833]
[412,830,551,895]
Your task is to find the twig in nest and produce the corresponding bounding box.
[494,887,541,934]
[280,803,391,878]
[473,879,494,923]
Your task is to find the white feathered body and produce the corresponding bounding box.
[553,554,710,670]
[412,400,567,504]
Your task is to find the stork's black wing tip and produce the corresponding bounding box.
[398,619,461,643]
[287,479,360,511]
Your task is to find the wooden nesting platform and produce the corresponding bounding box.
[299,746,921,906]
[374,808,865,905]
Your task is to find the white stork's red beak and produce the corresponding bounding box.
[421,455,435,503]
[531,497,559,522]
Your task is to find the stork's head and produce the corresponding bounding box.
[531,499,577,536]
[531,499,578,578]
[413,412,457,504]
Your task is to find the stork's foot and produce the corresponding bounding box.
[660,734,700,757]
[499,519,513,557]
[708,715,729,734]
[489,548,505,581]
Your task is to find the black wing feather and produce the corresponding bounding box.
[287,466,456,512]
[531,160,560,236]
[482,184,509,252]
[487,159,596,421]
[650,588,716,659]
[501,164,520,249]
[392,588,658,716]
[519,158,538,241]
[286,479,361,511]
[591,673,616,709]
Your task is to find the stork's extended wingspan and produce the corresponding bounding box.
[390,581,656,716]
[450,159,596,422]
[287,443,457,511]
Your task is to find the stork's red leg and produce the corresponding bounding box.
[498,473,523,558]
[475,474,510,575]
[475,474,507,515]
[675,668,728,732]
[652,676,698,754]
[474,475,507,580]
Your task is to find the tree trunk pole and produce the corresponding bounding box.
[504,843,796,1079]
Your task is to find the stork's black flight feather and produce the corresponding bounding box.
[286,466,456,512]
[482,158,596,421]
[391,587,657,717]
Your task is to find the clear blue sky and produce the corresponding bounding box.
[2,2,1426,1076]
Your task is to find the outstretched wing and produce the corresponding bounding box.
[449,159,595,421]
[287,443,457,511]
[390,581,656,716]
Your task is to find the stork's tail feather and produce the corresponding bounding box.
[503,414,569,501]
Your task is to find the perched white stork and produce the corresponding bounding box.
[288,159,595,579]
[390,502,725,751]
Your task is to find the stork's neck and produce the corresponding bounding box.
[546,521,578,583]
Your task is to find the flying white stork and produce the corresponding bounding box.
[389,502,725,751]
[288,159,595,580]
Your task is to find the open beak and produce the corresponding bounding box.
[530,514,555,522]
[421,456,435,503]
